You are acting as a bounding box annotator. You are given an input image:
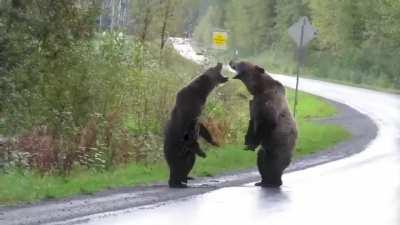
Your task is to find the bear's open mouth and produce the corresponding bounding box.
[229,60,240,79]
[229,60,237,69]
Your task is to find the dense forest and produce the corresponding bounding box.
[99,0,400,90]
[0,0,398,175]
[192,0,400,90]
[0,0,241,174]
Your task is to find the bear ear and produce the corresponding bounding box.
[215,62,223,72]
[255,65,265,73]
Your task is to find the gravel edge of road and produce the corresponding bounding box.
[0,97,378,225]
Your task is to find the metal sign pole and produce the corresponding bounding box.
[293,18,305,118]
[288,16,316,118]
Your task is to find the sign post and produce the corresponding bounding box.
[212,31,228,50]
[210,31,228,65]
[288,16,316,118]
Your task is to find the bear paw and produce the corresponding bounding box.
[169,182,188,188]
[197,151,207,158]
[210,141,220,147]
[244,145,257,151]
[254,181,282,188]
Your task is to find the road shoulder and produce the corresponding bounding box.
[0,98,378,225]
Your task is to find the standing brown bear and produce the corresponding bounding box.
[229,61,297,187]
[164,63,228,188]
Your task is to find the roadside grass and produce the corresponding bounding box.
[193,89,346,176]
[286,90,336,119]
[0,164,167,204]
[248,49,400,95]
[192,120,349,177]
[0,89,350,205]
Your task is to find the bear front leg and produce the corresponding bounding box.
[244,119,260,151]
[194,146,207,158]
[199,123,219,146]
[184,140,207,158]
[245,100,261,150]
[179,128,197,157]
[181,123,207,158]
[178,145,206,158]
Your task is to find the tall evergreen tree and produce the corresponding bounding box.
[224,0,276,55]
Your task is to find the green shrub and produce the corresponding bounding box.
[0,32,201,174]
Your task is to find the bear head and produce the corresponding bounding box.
[204,63,229,86]
[229,60,281,95]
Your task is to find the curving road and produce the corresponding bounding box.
[44,39,400,225]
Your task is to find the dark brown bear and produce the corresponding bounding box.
[229,61,297,187]
[164,63,228,188]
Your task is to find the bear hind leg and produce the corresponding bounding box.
[256,147,290,188]
[168,167,188,188]
[255,148,273,187]
[169,153,196,188]
[168,158,194,188]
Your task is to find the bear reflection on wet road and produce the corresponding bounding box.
[57,68,400,225]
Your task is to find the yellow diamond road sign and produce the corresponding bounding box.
[212,31,228,50]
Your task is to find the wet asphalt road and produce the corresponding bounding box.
[48,42,400,225]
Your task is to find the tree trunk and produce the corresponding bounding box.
[160,0,171,50]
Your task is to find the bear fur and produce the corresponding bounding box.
[164,63,228,188]
[229,61,297,187]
